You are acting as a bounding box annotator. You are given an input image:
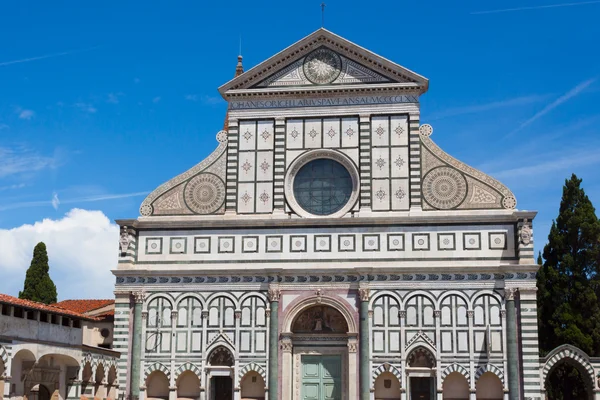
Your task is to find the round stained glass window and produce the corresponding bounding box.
[293,159,353,216]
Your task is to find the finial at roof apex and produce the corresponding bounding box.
[224,55,245,131]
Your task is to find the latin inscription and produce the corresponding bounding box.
[229,95,419,110]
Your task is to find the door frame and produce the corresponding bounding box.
[292,344,354,400]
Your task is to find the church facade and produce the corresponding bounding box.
[111,29,598,400]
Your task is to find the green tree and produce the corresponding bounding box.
[19,242,57,304]
[537,174,600,398]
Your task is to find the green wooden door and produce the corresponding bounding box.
[301,355,342,400]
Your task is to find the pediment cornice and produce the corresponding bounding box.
[218,28,428,98]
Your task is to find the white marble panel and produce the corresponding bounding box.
[372,179,390,211]
[464,233,481,250]
[322,118,341,148]
[390,179,409,210]
[390,115,408,146]
[412,233,430,251]
[257,120,274,150]
[438,233,456,251]
[237,183,255,213]
[371,147,389,178]
[304,119,322,149]
[256,331,265,352]
[390,147,409,178]
[241,331,251,351]
[285,150,304,167]
[239,121,257,151]
[256,151,274,181]
[238,152,256,182]
[341,117,359,148]
[256,182,273,213]
[371,116,389,147]
[286,119,303,149]
[176,332,186,352]
[441,331,452,352]
[457,331,469,352]
[389,331,400,352]
[373,331,384,352]
[191,332,201,352]
[491,331,502,352]
[339,148,359,166]
[474,331,485,352]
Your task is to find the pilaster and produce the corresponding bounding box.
[131,291,146,400]
[273,117,286,212]
[226,118,239,213]
[359,114,372,211]
[409,114,422,210]
[268,286,281,400]
[358,286,370,400]
[505,288,519,400]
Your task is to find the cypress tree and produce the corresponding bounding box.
[18,242,58,304]
[537,174,600,398]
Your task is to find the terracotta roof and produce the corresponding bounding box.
[53,299,114,314]
[0,293,97,320]
[223,55,244,132]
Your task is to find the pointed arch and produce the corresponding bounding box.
[174,362,202,381]
[441,363,470,386]
[237,362,267,386]
[475,363,504,385]
[371,363,402,386]
[144,362,171,382]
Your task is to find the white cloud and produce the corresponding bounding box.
[74,102,97,114]
[185,94,198,101]
[472,0,600,15]
[152,96,161,103]
[0,209,119,300]
[428,95,548,120]
[51,192,60,210]
[107,93,119,104]
[18,109,35,120]
[0,123,9,130]
[0,146,57,178]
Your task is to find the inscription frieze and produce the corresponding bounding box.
[229,95,418,110]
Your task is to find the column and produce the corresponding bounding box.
[505,288,519,400]
[59,365,67,400]
[467,310,475,400]
[280,336,293,400]
[359,287,370,400]
[399,310,407,400]
[434,310,442,400]
[131,291,146,400]
[268,287,281,400]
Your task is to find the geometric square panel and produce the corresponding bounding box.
[437,233,455,251]
[489,232,507,250]
[170,237,187,254]
[363,234,380,252]
[194,237,211,253]
[242,236,259,253]
[266,235,283,253]
[290,235,306,252]
[412,233,430,251]
[463,233,481,250]
[387,234,405,251]
[146,238,163,254]
[218,236,235,253]
[338,235,355,252]
[314,235,331,252]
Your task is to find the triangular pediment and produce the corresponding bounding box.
[218,28,428,95]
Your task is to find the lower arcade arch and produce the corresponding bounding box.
[176,371,200,400]
[146,370,170,400]
[541,344,596,399]
[475,372,503,400]
[442,372,469,400]
[240,371,265,400]
[373,371,401,400]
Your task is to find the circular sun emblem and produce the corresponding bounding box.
[303,48,342,84]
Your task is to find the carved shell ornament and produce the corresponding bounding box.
[303,48,342,85]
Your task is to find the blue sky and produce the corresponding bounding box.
[1,1,599,299]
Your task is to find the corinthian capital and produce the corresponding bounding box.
[133,291,146,303]
[358,288,370,302]
[268,288,281,302]
[505,288,518,301]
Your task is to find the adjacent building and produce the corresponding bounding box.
[0,295,119,400]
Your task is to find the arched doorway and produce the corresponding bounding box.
[406,346,436,400]
[279,296,358,400]
[475,372,502,400]
[240,371,265,400]
[442,372,469,400]
[373,371,401,400]
[541,344,596,400]
[29,384,51,400]
[146,371,169,400]
[207,346,234,400]
[176,371,200,400]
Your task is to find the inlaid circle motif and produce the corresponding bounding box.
[184,173,225,214]
[422,167,467,210]
[502,195,517,209]
[140,203,153,216]
[303,48,342,85]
